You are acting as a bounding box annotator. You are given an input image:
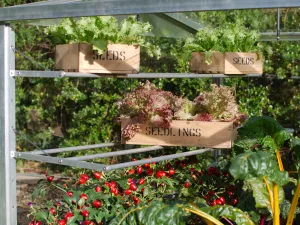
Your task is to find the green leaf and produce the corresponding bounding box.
[109,201,185,225]
[31,182,49,200]
[34,212,48,221]
[261,136,277,152]
[201,205,255,225]
[92,39,108,53]
[95,211,105,223]
[246,178,285,214]
[181,187,192,197]
[63,194,72,205]
[154,204,181,225]
[247,211,260,223]
[274,129,291,147]
[292,138,300,159]
[67,215,81,225]
[229,151,289,186]
[143,186,149,197]
[238,116,290,147]
[233,139,258,153]
[78,197,85,207]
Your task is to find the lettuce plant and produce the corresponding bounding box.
[118,81,178,139]
[194,84,239,121]
[182,23,261,64]
[45,16,161,58]
[118,81,246,139]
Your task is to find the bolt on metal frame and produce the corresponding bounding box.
[1,1,300,224]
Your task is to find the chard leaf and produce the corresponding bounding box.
[229,151,289,186]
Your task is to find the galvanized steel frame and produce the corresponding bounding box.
[1,1,300,224]
[13,147,214,171]
[0,23,17,225]
[1,0,300,22]
[30,142,118,155]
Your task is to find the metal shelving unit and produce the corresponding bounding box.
[1,1,300,224]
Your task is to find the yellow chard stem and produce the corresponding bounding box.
[263,177,274,214]
[276,150,284,171]
[286,183,300,225]
[185,208,224,225]
[273,183,280,225]
[273,150,283,225]
[203,218,215,225]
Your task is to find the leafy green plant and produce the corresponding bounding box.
[45,16,161,58]
[110,201,255,225]
[181,23,261,64]
[193,84,247,124]
[229,116,294,225]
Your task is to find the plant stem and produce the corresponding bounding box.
[222,217,234,225]
[185,208,225,225]
[117,206,144,225]
[273,149,283,225]
[286,183,300,225]
[260,215,266,225]
[203,218,214,225]
[276,150,284,171]
[273,183,280,225]
[51,183,67,193]
[263,177,274,214]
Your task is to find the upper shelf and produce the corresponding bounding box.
[1,0,300,22]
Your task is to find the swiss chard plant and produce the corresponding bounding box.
[45,16,161,58]
[229,116,298,225]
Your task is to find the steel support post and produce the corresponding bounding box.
[0,23,17,225]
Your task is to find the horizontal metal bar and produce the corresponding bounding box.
[14,152,107,171]
[104,148,214,171]
[1,0,300,22]
[11,70,263,79]
[11,70,66,78]
[29,142,117,155]
[68,145,164,161]
[260,32,300,41]
[11,70,300,79]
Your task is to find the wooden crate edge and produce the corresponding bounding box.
[55,43,140,74]
[190,51,263,75]
[121,120,237,149]
[189,52,225,74]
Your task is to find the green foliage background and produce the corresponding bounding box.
[2,1,300,168]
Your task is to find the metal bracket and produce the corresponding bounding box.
[14,152,107,171]
[13,145,216,172]
[11,70,65,78]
